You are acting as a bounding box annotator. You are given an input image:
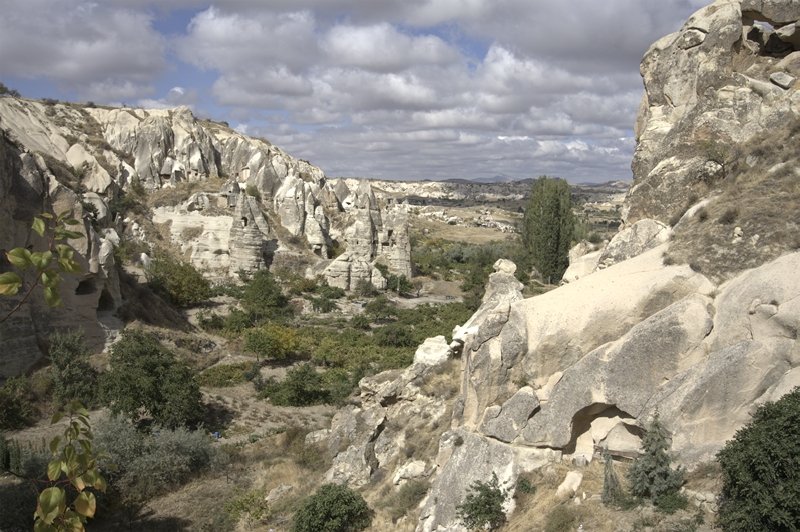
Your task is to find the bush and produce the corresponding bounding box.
[245,184,261,201]
[716,386,800,531]
[293,483,372,532]
[350,314,371,330]
[0,377,34,430]
[197,363,253,387]
[100,330,202,428]
[456,473,508,531]
[259,364,330,406]
[311,296,337,313]
[374,324,416,348]
[383,480,430,522]
[146,253,211,307]
[628,414,684,505]
[245,323,300,361]
[241,270,291,320]
[48,330,98,406]
[95,417,214,505]
[602,453,626,507]
[544,504,584,532]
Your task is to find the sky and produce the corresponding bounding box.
[0,0,709,182]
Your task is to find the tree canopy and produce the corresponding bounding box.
[522,177,575,283]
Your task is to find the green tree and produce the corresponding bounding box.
[522,177,575,283]
[627,414,684,505]
[456,472,508,531]
[49,330,98,406]
[100,330,201,429]
[244,322,300,361]
[241,269,291,320]
[293,483,372,532]
[716,386,800,531]
[145,253,210,307]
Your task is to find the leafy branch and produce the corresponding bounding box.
[0,212,83,323]
[33,401,107,532]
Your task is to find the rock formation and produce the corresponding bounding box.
[315,2,800,529]
[0,96,412,377]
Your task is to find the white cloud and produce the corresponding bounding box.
[323,23,459,71]
[0,0,165,100]
[1,0,712,182]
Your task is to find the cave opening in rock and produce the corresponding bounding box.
[98,288,115,311]
[564,403,639,456]
[75,278,96,296]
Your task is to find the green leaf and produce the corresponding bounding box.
[74,491,96,517]
[56,229,84,240]
[39,212,54,220]
[47,460,63,481]
[36,487,66,524]
[56,244,74,259]
[44,286,62,307]
[0,271,22,296]
[63,218,82,226]
[41,270,60,287]
[6,248,32,268]
[32,217,47,237]
[31,251,54,270]
[51,411,65,424]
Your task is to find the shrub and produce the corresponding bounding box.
[146,253,211,307]
[241,269,290,320]
[0,377,34,430]
[197,363,253,387]
[602,453,625,507]
[311,296,337,313]
[374,324,416,348]
[718,207,739,225]
[544,504,584,532]
[350,314,371,330]
[95,417,214,505]
[354,279,379,297]
[628,414,684,505]
[384,480,430,522]
[456,473,508,531]
[245,323,300,360]
[259,364,330,406]
[293,483,372,532]
[364,295,397,322]
[245,184,261,201]
[100,330,202,428]
[48,330,98,406]
[716,386,800,531]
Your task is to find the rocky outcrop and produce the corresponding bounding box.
[627,0,800,225]
[321,182,411,290]
[0,131,120,378]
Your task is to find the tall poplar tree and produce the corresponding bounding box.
[522,177,575,283]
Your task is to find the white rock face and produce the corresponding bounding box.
[628,0,800,224]
[555,471,584,499]
[153,206,233,276]
[414,336,451,366]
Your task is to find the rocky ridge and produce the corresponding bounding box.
[0,97,411,376]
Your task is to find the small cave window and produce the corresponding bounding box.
[75,278,96,296]
[241,217,248,228]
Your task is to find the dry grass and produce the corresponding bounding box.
[667,120,800,282]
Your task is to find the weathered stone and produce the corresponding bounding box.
[597,219,671,269]
[480,386,539,443]
[555,471,583,499]
[680,28,708,49]
[414,336,451,366]
[770,71,796,89]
